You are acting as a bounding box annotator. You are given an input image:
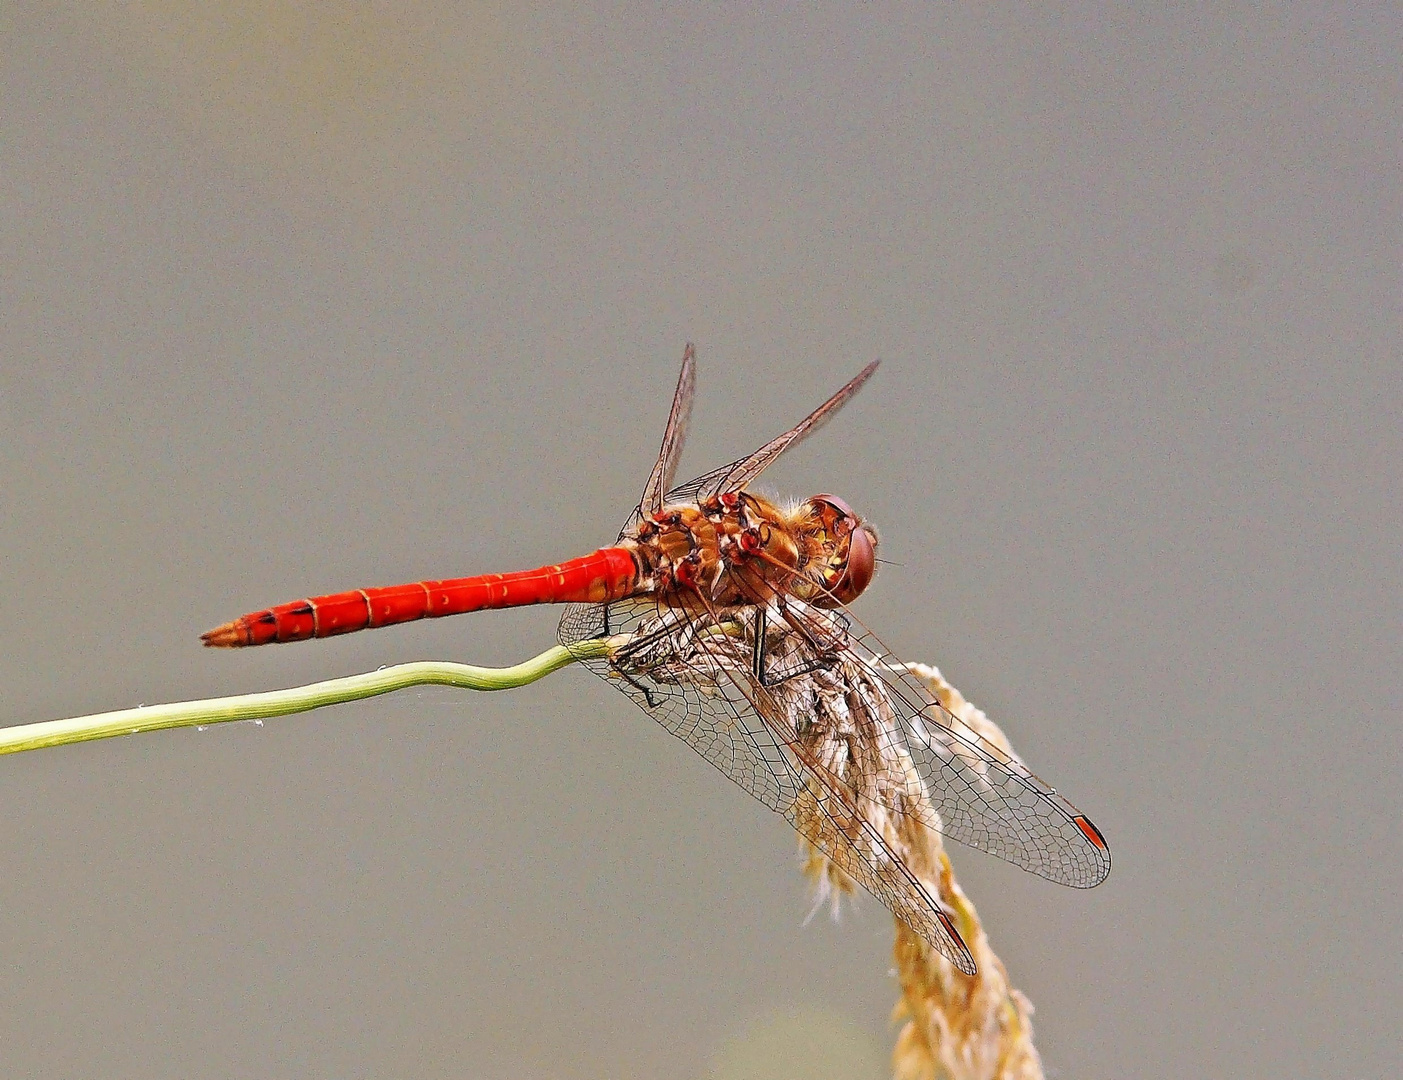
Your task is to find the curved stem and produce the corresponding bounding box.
[0,639,612,756]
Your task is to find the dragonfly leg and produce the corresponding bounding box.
[616,668,659,709]
[608,614,686,710]
[751,603,846,687]
[750,605,768,682]
[761,653,844,685]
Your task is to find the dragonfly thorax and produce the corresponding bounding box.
[625,490,877,611]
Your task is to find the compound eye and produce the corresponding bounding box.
[811,493,857,528]
[832,524,877,604]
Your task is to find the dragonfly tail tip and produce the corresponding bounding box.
[200,621,245,648]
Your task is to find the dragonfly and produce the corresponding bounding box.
[203,344,1110,973]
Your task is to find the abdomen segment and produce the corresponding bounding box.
[201,547,638,647]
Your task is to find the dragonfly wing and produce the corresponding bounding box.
[656,359,880,508]
[781,771,976,974]
[638,344,697,518]
[562,597,800,811]
[754,673,977,974]
[658,458,757,509]
[801,610,1113,889]
[890,667,1111,887]
[701,359,879,498]
[559,596,976,972]
[569,543,1108,893]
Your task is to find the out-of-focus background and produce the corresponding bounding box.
[2,5,1397,1078]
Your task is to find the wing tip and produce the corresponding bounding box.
[837,358,880,401]
[1074,814,1109,852]
[1071,815,1112,887]
[937,910,979,975]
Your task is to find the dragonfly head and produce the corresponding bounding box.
[804,493,879,607]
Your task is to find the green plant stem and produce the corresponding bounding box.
[0,639,612,756]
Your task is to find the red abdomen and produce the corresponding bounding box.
[201,547,638,647]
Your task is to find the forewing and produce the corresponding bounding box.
[654,359,880,508]
[695,360,879,499]
[557,595,976,971]
[561,595,799,808]
[789,606,1113,889]
[638,344,697,518]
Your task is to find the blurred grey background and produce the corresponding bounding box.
[2,5,1398,1078]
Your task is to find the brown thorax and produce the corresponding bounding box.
[625,491,878,611]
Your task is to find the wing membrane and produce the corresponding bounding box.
[779,603,1112,888]
[629,357,880,519]
[697,359,879,498]
[559,594,977,971]
[562,584,1108,894]
[638,344,696,516]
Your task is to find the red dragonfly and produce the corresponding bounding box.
[204,345,1109,972]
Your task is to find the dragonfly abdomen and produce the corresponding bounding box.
[201,547,639,647]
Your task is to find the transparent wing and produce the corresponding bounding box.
[787,774,975,974]
[561,598,799,811]
[767,598,1112,888]
[562,587,1109,893]
[694,360,879,499]
[558,595,977,972]
[640,359,880,516]
[638,344,696,517]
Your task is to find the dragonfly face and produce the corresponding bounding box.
[801,493,878,607]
